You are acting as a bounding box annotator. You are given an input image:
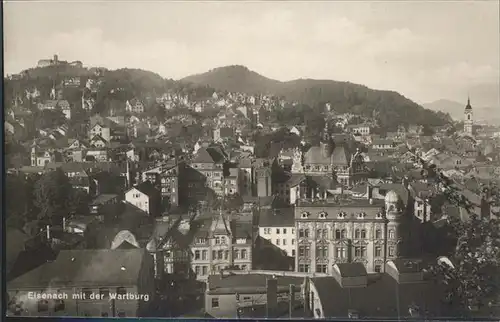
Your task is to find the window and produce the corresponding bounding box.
[355,229,360,239]
[202,250,208,260]
[276,239,280,245]
[316,264,327,273]
[292,239,295,245]
[212,250,216,259]
[276,228,280,234]
[341,229,346,239]
[316,229,322,238]
[299,229,304,237]
[218,250,223,259]
[195,250,200,260]
[335,229,341,239]
[202,266,208,275]
[389,246,395,257]
[234,249,240,259]
[215,237,220,244]
[212,298,220,308]
[336,247,346,258]
[241,249,247,259]
[305,229,309,238]
[375,265,382,273]
[361,229,367,239]
[195,266,201,275]
[38,300,49,312]
[283,239,287,245]
[221,237,226,244]
[298,264,310,272]
[292,249,296,256]
[116,287,127,295]
[292,229,295,234]
[323,229,328,238]
[375,229,382,239]
[375,246,382,257]
[283,228,287,234]
[225,250,229,260]
[389,230,395,239]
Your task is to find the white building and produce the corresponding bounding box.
[258,208,296,258]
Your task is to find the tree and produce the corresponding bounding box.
[33,168,72,225]
[34,109,66,129]
[428,214,500,315]
[67,188,91,216]
[422,124,435,136]
[224,193,244,212]
[6,174,38,229]
[407,146,500,316]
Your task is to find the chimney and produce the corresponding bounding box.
[266,277,278,317]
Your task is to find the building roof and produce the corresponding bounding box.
[91,194,119,205]
[130,181,159,198]
[335,263,367,277]
[259,208,295,227]
[331,145,351,166]
[312,274,444,318]
[192,147,226,164]
[295,198,385,220]
[207,274,303,295]
[8,249,147,289]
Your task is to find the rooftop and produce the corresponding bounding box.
[259,208,295,227]
[8,249,147,289]
[207,273,303,295]
[312,273,444,318]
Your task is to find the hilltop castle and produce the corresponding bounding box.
[37,54,83,68]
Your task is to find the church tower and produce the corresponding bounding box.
[464,96,473,136]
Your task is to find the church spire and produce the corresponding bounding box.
[465,95,472,110]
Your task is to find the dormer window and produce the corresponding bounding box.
[301,212,310,219]
[319,212,328,219]
[357,212,366,219]
[376,213,383,219]
[337,212,346,219]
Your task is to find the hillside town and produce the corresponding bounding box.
[5,57,500,319]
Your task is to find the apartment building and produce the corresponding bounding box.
[294,190,407,274]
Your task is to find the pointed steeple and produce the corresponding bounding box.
[465,95,472,110]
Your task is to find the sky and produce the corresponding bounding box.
[4,1,500,106]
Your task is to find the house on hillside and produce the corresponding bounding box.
[126,99,145,114]
[125,182,161,216]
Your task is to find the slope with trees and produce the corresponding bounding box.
[181,65,450,131]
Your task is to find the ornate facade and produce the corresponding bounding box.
[294,191,404,274]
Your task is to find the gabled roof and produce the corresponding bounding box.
[192,147,226,164]
[331,144,351,166]
[130,181,159,198]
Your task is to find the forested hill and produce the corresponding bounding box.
[181,65,451,130]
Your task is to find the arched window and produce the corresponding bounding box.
[389,230,395,239]
[355,229,360,239]
[468,115,471,120]
[375,229,382,239]
[361,229,367,239]
[335,229,341,239]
